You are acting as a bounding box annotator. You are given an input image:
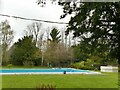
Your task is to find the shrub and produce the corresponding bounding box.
[7,64,13,68]
[71,61,86,69]
[23,61,35,67]
[36,84,56,90]
[70,60,100,70]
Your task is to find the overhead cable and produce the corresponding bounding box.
[0,13,68,24]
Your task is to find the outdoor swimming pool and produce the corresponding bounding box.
[0,68,101,75]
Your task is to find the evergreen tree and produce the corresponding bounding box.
[50,28,61,43]
[10,36,41,66]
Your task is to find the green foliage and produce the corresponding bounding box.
[6,64,13,68]
[59,2,120,65]
[71,56,103,70]
[85,57,101,70]
[70,61,85,69]
[23,61,35,67]
[72,42,110,69]
[10,36,42,66]
[71,62,94,70]
[50,28,61,43]
[72,42,90,62]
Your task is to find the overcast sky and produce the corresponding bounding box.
[0,0,71,42]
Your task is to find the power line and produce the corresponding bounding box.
[0,13,68,24]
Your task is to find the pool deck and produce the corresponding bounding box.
[0,71,101,75]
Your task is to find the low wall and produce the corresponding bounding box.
[100,66,118,72]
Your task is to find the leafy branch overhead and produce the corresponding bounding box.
[59,2,120,64]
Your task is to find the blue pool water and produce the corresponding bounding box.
[0,68,89,74]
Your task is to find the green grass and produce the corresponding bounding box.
[2,73,118,88]
[0,75,1,89]
[1,65,48,69]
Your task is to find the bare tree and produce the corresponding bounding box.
[56,43,74,67]
[0,44,2,65]
[0,20,14,65]
[44,41,74,67]
[44,41,56,67]
[68,34,71,47]
[61,31,64,44]
[46,27,50,41]
[25,22,42,46]
[37,33,44,49]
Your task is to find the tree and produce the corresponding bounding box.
[44,41,56,67]
[10,36,42,66]
[59,2,120,65]
[50,28,61,43]
[72,43,89,63]
[56,43,74,67]
[25,22,42,46]
[44,41,74,67]
[0,44,2,65]
[43,28,61,66]
[0,20,14,65]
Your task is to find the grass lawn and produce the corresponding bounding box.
[1,66,48,69]
[2,72,118,88]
